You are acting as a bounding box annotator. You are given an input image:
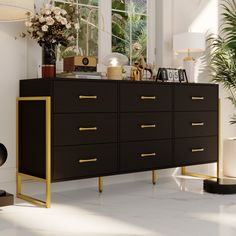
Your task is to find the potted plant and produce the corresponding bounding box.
[21,1,79,78]
[208,0,236,177]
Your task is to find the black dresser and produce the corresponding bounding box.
[17,79,218,207]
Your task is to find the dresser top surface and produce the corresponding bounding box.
[20,78,218,87]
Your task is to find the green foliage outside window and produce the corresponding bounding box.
[112,0,147,65]
[55,0,98,59]
[55,0,148,65]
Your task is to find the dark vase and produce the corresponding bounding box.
[42,43,57,79]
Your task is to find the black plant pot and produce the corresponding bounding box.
[42,43,57,79]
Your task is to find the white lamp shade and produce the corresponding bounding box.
[173,32,206,53]
[0,0,34,22]
[103,53,128,66]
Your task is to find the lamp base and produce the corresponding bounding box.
[0,190,6,196]
[204,178,236,194]
[183,59,195,83]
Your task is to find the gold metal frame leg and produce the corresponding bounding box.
[181,166,215,179]
[16,172,51,208]
[16,97,51,208]
[99,177,103,193]
[152,170,157,185]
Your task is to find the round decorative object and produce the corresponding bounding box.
[82,57,89,66]
[204,178,236,194]
[0,143,7,167]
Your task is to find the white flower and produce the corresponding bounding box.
[55,15,62,22]
[39,16,45,23]
[61,9,67,15]
[42,25,48,32]
[45,9,51,15]
[66,23,71,29]
[53,7,61,15]
[60,17,67,25]
[25,21,32,27]
[74,22,80,30]
[46,16,55,26]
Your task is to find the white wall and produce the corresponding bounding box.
[0,22,27,182]
[174,0,236,176]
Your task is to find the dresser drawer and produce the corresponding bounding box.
[53,144,117,180]
[174,84,218,111]
[120,140,172,172]
[54,113,117,145]
[174,137,218,166]
[120,112,172,141]
[53,81,117,113]
[120,82,172,112]
[175,112,217,138]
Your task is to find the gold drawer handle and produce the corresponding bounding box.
[140,124,156,129]
[79,95,97,99]
[192,148,204,153]
[191,122,204,126]
[79,158,97,163]
[141,153,156,158]
[140,96,156,100]
[79,127,97,131]
[191,96,204,100]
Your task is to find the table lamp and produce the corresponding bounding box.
[173,32,205,83]
[103,53,128,80]
[0,0,34,22]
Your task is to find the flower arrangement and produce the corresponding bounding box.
[22,2,79,47]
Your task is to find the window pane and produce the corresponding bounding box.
[112,0,147,65]
[55,0,98,59]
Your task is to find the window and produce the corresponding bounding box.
[55,0,155,66]
[112,0,147,65]
[55,0,99,58]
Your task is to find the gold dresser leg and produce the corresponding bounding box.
[98,177,103,193]
[181,167,186,175]
[152,170,157,185]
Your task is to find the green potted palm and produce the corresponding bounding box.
[208,0,236,177]
[209,0,236,123]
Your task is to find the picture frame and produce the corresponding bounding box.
[156,68,188,83]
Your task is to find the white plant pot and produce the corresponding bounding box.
[223,138,236,177]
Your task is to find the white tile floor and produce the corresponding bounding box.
[1,176,236,236]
